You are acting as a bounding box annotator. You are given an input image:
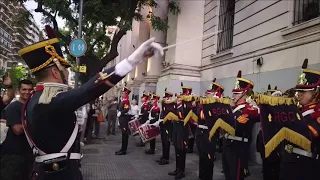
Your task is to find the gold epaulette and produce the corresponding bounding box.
[200,97,231,105]
[163,99,176,104]
[181,95,194,102]
[256,94,297,106]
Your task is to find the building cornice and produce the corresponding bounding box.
[160,63,201,78]
[203,18,320,71]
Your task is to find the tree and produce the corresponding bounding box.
[8,66,28,88]
[9,0,180,83]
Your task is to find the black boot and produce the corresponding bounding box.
[175,150,186,180]
[145,149,155,154]
[174,169,185,180]
[169,150,179,176]
[115,150,126,155]
[158,158,169,165]
[116,132,128,155]
[145,139,156,154]
[156,156,164,163]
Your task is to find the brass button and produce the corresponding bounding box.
[285,144,293,153]
[52,163,59,171]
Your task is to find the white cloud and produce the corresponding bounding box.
[24,1,65,29]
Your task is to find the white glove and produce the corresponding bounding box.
[271,91,282,96]
[134,115,139,119]
[117,111,121,117]
[152,120,160,127]
[145,120,150,124]
[128,37,164,66]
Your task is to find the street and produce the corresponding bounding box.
[81,122,263,180]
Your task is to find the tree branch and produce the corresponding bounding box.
[87,33,105,54]
[98,0,139,69]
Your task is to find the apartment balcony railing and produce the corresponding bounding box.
[0,18,13,32]
[0,9,10,20]
[0,2,9,11]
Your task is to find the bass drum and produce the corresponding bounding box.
[0,122,8,144]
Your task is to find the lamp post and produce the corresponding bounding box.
[74,0,84,88]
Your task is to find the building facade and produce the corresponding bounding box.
[107,0,320,163]
[0,1,40,70]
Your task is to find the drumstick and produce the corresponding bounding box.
[162,30,222,50]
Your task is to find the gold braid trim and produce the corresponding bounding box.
[183,110,194,126]
[181,95,194,102]
[201,97,231,105]
[163,99,177,104]
[209,118,235,141]
[163,112,179,123]
[265,127,311,158]
[256,94,297,106]
[30,45,69,73]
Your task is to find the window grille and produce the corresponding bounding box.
[216,0,236,53]
[293,0,320,25]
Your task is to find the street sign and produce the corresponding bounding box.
[69,39,87,57]
[79,65,87,73]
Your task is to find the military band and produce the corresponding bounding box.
[15,22,320,180]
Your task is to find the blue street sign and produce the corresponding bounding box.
[69,39,87,57]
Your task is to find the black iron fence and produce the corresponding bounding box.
[293,0,320,25]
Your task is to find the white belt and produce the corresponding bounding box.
[35,153,82,163]
[225,134,248,142]
[285,144,318,159]
[198,125,208,129]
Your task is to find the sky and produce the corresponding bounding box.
[24,1,65,29]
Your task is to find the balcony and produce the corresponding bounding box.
[0,2,9,11]
[13,38,25,48]
[0,42,11,52]
[0,18,13,32]
[0,9,10,20]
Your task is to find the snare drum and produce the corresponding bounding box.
[138,124,160,143]
[128,119,141,136]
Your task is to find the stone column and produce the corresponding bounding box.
[146,0,169,84]
[134,6,151,84]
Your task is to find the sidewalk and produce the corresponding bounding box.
[81,122,262,180]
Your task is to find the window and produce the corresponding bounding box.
[216,0,236,53]
[293,0,320,25]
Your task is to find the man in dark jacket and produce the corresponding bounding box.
[107,97,118,135]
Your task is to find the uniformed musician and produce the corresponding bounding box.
[180,84,196,153]
[156,88,175,165]
[168,93,189,180]
[145,93,161,154]
[222,71,259,180]
[136,91,151,147]
[279,59,320,180]
[115,85,131,155]
[19,25,164,180]
[256,84,281,180]
[197,78,224,180]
